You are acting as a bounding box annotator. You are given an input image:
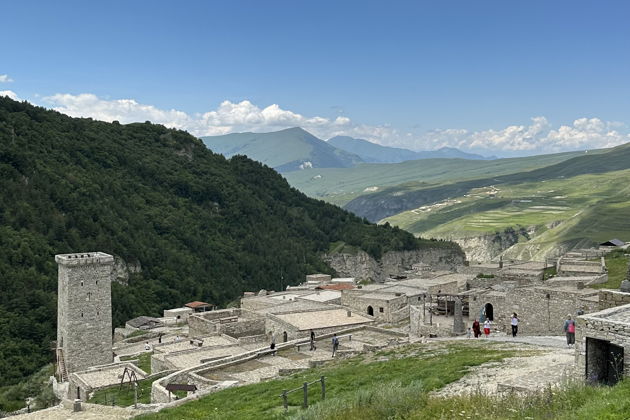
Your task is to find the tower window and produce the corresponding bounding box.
[96,280,98,285]
[81,312,83,317]
[80,281,84,286]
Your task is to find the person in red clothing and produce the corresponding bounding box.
[483,319,491,337]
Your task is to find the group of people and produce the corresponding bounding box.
[469,317,498,338]
[468,312,578,347]
[269,330,341,357]
[469,313,521,338]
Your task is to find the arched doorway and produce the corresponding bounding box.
[367,306,374,316]
[484,303,494,321]
[282,331,288,342]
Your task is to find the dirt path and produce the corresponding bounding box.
[434,338,575,396]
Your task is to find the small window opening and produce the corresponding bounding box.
[379,307,384,313]
[80,281,84,286]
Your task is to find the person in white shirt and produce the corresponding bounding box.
[483,319,491,337]
[511,313,519,337]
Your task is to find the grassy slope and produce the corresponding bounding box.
[383,169,630,259]
[137,342,516,420]
[284,150,591,206]
[201,128,363,171]
[297,379,630,420]
[201,129,313,167]
[345,143,630,222]
[592,249,630,289]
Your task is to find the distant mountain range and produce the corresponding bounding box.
[202,129,493,172]
[201,128,363,172]
[328,136,494,163]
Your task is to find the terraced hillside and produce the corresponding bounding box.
[347,142,630,222]
[383,169,630,261]
[285,150,590,206]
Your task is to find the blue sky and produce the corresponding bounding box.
[2,0,630,156]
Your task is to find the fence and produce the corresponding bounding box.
[280,376,325,411]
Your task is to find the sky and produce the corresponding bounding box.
[2,0,630,157]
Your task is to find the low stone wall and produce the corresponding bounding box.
[598,290,630,310]
[576,305,630,381]
[469,287,599,336]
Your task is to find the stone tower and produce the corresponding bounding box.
[56,252,114,376]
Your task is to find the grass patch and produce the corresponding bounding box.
[592,249,629,289]
[89,372,175,407]
[296,379,630,420]
[127,329,150,339]
[137,342,517,420]
[120,352,152,374]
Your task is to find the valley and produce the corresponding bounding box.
[382,170,630,261]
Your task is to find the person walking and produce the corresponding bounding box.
[564,314,576,348]
[483,319,491,337]
[309,329,316,351]
[331,333,339,358]
[472,319,481,338]
[511,313,519,337]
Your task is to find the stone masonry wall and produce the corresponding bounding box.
[323,248,465,282]
[56,252,114,375]
[469,287,599,336]
[576,306,630,381]
[340,291,407,323]
[598,290,630,310]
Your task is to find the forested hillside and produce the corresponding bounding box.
[0,97,460,386]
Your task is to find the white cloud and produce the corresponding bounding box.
[411,116,629,156]
[0,74,13,83]
[0,90,19,100]
[22,91,630,156]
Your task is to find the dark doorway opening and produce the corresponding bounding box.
[586,337,624,385]
[367,306,374,316]
[484,303,494,321]
[282,331,288,342]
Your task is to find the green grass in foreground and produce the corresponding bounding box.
[137,343,515,420]
[89,372,184,407]
[592,249,630,289]
[296,379,630,420]
[120,352,153,374]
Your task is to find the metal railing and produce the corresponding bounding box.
[280,376,325,411]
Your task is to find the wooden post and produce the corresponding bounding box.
[282,390,288,411]
[321,376,326,400]
[134,382,138,408]
[303,382,308,408]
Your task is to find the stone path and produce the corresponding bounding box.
[8,403,136,420]
[433,338,575,397]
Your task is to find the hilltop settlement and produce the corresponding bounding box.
[14,238,630,418]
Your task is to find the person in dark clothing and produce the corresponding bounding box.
[310,329,316,351]
[332,334,339,357]
[472,319,481,338]
[511,313,519,337]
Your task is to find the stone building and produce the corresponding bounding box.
[576,302,630,385]
[56,252,114,379]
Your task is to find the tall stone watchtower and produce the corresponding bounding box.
[56,252,114,376]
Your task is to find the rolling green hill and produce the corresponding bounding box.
[345,144,629,222]
[285,150,590,206]
[0,97,459,389]
[383,168,630,260]
[201,128,364,172]
[328,136,490,163]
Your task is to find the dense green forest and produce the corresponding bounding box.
[0,97,461,388]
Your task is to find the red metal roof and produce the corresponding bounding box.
[316,283,355,291]
[185,301,214,308]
